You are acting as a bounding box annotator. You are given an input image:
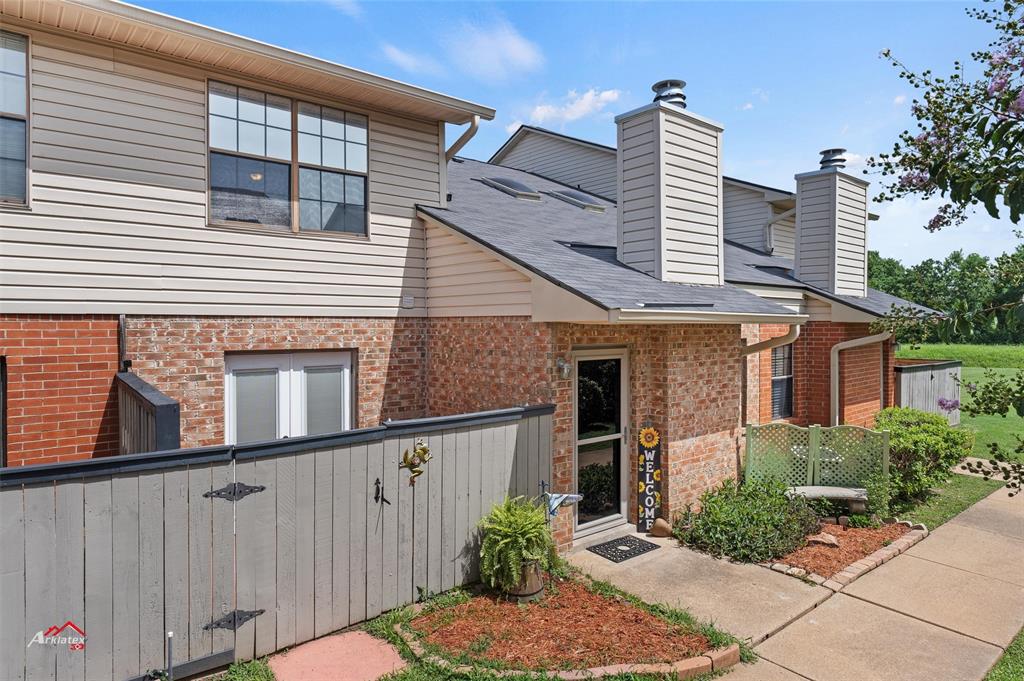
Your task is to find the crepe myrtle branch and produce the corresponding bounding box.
[956,368,1024,497]
[866,0,1024,231]
[962,439,1024,497]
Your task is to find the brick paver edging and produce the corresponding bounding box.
[392,603,740,680]
[759,520,929,591]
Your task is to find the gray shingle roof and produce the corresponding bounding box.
[418,158,928,318]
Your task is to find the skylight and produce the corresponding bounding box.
[480,176,541,200]
[547,188,606,213]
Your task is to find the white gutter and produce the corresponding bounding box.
[445,116,480,161]
[740,324,800,356]
[610,309,806,325]
[764,207,795,254]
[830,331,892,426]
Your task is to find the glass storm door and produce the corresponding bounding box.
[574,351,628,534]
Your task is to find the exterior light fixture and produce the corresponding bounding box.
[556,357,572,380]
[249,172,263,182]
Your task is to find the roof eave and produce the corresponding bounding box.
[26,0,495,124]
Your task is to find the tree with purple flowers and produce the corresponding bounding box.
[869,0,1024,496]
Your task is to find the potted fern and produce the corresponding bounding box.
[479,496,555,602]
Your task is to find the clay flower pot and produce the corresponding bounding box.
[505,560,544,603]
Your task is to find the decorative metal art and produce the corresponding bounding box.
[399,439,432,485]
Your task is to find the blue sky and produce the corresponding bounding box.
[138,0,1020,264]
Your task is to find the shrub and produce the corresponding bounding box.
[875,407,974,501]
[673,479,819,563]
[479,496,556,592]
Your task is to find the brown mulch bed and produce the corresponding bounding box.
[408,579,710,671]
[780,522,911,577]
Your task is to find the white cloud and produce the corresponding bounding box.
[843,152,866,170]
[529,89,621,126]
[505,120,524,134]
[752,88,770,103]
[323,0,362,18]
[446,19,543,81]
[893,94,907,105]
[381,43,444,76]
[740,102,754,111]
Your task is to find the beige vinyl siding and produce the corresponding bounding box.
[771,208,796,259]
[0,30,443,316]
[794,173,835,292]
[498,131,617,199]
[659,109,723,286]
[737,286,806,314]
[424,222,531,316]
[616,110,659,277]
[834,175,868,296]
[723,183,771,252]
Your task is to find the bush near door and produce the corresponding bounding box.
[673,479,819,563]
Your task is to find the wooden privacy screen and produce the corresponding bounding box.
[0,404,553,681]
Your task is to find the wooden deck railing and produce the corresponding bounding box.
[116,371,181,455]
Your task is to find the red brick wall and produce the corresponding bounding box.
[0,314,119,465]
[425,317,553,415]
[126,316,427,448]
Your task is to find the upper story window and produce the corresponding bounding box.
[0,31,28,205]
[207,81,368,235]
[771,344,794,420]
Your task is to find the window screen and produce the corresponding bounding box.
[771,344,794,420]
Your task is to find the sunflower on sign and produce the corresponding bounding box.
[638,426,660,449]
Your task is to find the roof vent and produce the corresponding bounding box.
[819,148,847,169]
[546,188,606,213]
[652,79,686,108]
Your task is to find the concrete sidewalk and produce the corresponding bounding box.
[571,483,1024,681]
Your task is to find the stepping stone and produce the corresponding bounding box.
[269,630,407,681]
[757,593,1001,681]
[844,554,1024,648]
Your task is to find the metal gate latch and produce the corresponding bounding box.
[203,482,265,502]
[205,609,265,631]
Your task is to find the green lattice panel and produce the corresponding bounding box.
[818,425,886,488]
[746,423,812,486]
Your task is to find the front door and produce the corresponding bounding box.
[574,350,628,535]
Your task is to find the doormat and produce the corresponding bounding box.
[586,535,660,563]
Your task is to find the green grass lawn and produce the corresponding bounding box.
[896,474,1003,530]
[986,625,1024,681]
[960,367,1023,462]
[895,343,1024,369]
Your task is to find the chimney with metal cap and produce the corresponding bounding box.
[614,80,725,285]
[794,148,870,297]
[652,79,687,108]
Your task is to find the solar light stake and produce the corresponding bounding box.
[166,632,174,681]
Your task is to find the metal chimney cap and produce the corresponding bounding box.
[652,79,687,108]
[819,148,848,169]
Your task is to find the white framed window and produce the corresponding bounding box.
[1,30,28,205]
[771,344,794,420]
[225,351,353,444]
[208,81,369,235]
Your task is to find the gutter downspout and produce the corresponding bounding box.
[830,331,892,426]
[763,207,795,254]
[445,115,479,162]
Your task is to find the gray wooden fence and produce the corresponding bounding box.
[894,359,961,425]
[115,372,181,455]
[0,404,553,681]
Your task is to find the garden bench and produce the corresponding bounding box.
[745,423,889,514]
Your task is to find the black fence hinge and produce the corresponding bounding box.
[203,481,265,502]
[204,609,265,631]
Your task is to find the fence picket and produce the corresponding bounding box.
[348,443,368,624]
[397,435,415,607]
[137,472,165,671]
[83,479,112,681]
[294,452,316,645]
[0,487,26,681]
[234,458,256,661]
[275,454,297,650]
[24,484,56,681]
[440,429,456,591]
[253,457,278,657]
[186,465,213,660]
[331,446,351,630]
[112,474,141,681]
[55,481,85,681]
[365,439,385,619]
[313,448,334,638]
[425,432,443,596]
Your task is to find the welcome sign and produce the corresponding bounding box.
[636,425,662,532]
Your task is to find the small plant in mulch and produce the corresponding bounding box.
[780,522,911,578]
[394,576,735,673]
